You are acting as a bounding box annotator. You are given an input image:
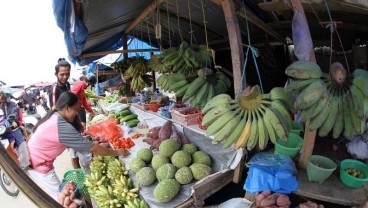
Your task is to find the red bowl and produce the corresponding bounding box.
[146,103,162,112]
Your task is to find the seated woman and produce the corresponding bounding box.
[25,91,129,200]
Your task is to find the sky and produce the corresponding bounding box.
[0,1,80,86]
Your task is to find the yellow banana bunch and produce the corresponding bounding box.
[286,60,368,139]
[202,85,294,150]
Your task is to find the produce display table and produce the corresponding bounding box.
[93,103,246,208]
[295,169,367,207]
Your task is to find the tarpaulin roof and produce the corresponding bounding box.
[53,0,368,66]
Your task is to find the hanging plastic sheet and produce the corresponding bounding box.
[292,10,313,61]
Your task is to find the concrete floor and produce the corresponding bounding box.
[0,149,74,208]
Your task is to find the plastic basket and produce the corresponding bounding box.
[171,108,201,126]
[291,121,304,135]
[307,155,336,184]
[63,169,90,202]
[340,159,368,188]
[275,133,303,158]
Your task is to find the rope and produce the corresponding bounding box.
[175,0,183,41]
[187,0,194,45]
[323,0,350,75]
[200,0,209,50]
[239,0,264,94]
[155,4,163,51]
[145,18,153,52]
[166,1,171,48]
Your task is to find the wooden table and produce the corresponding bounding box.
[295,169,367,206]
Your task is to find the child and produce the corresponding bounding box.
[0,109,16,149]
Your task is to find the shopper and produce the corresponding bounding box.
[25,91,129,201]
[71,73,97,126]
[0,91,26,147]
[49,58,83,169]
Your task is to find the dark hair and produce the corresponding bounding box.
[55,58,71,73]
[33,91,79,132]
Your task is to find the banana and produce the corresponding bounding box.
[309,96,332,131]
[212,113,242,144]
[206,107,242,136]
[235,110,252,149]
[170,79,188,92]
[309,93,329,119]
[352,71,368,97]
[269,87,295,113]
[263,105,288,140]
[202,94,232,113]
[223,110,248,148]
[285,60,322,79]
[205,84,215,107]
[347,91,365,134]
[195,82,210,107]
[332,90,344,138]
[183,76,207,100]
[263,100,292,132]
[175,84,189,97]
[202,102,238,126]
[260,107,277,144]
[255,109,268,150]
[318,96,338,137]
[246,110,259,150]
[350,84,365,118]
[342,91,354,139]
[295,79,326,109]
[286,78,320,94]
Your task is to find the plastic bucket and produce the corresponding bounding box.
[307,155,337,184]
[275,132,303,158]
[340,159,368,188]
[291,121,304,135]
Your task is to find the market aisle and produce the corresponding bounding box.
[0,149,74,207]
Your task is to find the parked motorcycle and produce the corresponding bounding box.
[0,120,19,197]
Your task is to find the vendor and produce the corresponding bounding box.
[25,91,129,200]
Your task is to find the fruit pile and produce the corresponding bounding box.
[85,156,149,208]
[345,168,365,178]
[110,137,135,149]
[201,85,294,150]
[286,60,368,139]
[129,140,213,203]
[254,190,291,208]
[109,105,139,127]
[156,69,231,108]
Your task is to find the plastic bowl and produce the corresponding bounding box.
[146,103,162,112]
[307,155,337,184]
[340,159,368,188]
[275,132,303,158]
[291,121,304,135]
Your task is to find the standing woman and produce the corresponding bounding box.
[49,58,71,110]
[25,91,129,200]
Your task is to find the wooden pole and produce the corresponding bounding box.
[289,0,317,170]
[124,0,166,34]
[221,0,244,95]
[0,145,62,207]
[78,48,160,59]
[123,33,129,60]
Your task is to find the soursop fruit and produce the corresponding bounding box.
[136,167,156,187]
[159,139,180,157]
[171,150,191,168]
[190,163,212,180]
[156,163,177,182]
[192,151,211,166]
[175,167,193,184]
[182,143,197,155]
[151,154,169,171]
[137,148,153,163]
[129,158,146,173]
[153,179,180,203]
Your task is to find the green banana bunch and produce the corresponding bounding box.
[85,171,108,192]
[107,158,128,180]
[202,85,294,150]
[148,54,168,73]
[131,75,153,92]
[286,60,368,139]
[90,156,107,174]
[93,185,124,208]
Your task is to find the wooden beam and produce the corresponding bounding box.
[236,9,285,43]
[221,0,244,96]
[123,33,128,59]
[289,0,317,170]
[211,0,284,44]
[78,48,160,59]
[124,0,166,34]
[259,0,368,16]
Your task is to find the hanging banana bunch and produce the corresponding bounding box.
[285,60,368,139]
[148,54,168,73]
[201,85,294,150]
[123,56,152,92]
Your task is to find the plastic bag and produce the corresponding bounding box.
[121,122,132,134]
[244,152,298,194]
[88,117,123,142]
[292,10,313,61]
[346,137,368,160]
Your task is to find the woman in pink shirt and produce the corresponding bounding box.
[25,91,129,200]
